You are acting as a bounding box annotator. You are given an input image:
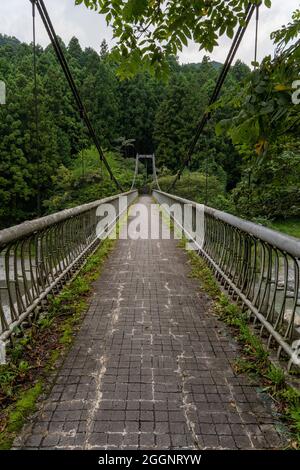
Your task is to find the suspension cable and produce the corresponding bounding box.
[254,3,260,67]
[152,154,161,191]
[29,0,123,192]
[167,2,259,192]
[130,154,139,191]
[32,1,41,215]
[248,2,260,205]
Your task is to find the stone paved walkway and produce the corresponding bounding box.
[16,196,285,449]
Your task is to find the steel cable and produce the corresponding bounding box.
[168,3,258,192]
[30,0,123,192]
[32,1,41,215]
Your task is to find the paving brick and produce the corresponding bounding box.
[108,434,123,446]
[203,435,220,448]
[234,435,253,449]
[157,434,171,448]
[219,435,237,449]
[215,424,232,435]
[126,421,139,432]
[89,433,107,446]
[140,433,155,447]
[24,434,44,447]
[41,434,60,447]
[123,433,139,446]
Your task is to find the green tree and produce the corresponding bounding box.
[100,39,109,59]
[153,58,243,187]
[118,72,165,152]
[82,59,120,147]
[231,139,300,219]
[68,36,83,63]
[216,9,299,156]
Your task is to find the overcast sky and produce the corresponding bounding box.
[1,0,299,65]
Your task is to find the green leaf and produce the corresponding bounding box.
[123,0,148,21]
[227,27,234,39]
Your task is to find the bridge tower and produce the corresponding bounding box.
[131,154,161,192]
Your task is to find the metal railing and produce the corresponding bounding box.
[153,190,300,371]
[0,191,138,359]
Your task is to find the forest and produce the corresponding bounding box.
[0,11,299,236]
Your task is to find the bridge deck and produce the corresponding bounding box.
[16,196,285,449]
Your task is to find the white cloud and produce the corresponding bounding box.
[1,0,114,53]
[0,0,299,65]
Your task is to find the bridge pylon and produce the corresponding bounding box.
[131,154,161,191]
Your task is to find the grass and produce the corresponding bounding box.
[0,233,117,449]
[0,383,42,449]
[269,218,300,239]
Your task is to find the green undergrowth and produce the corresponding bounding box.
[0,383,42,449]
[178,238,300,449]
[0,233,117,449]
[269,219,300,239]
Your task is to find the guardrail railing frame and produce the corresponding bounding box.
[0,190,138,363]
[153,189,300,372]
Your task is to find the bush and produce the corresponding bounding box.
[44,147,145,212]
[156,171,234,211]
[231,144,300,219]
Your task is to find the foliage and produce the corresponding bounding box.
[215,9,299,156]
[0,35,160,225]
[211,7,300,225]
[231,139,300,219]
[43,147,144,212]
[271,8,300,52]
[157,171,234,212]
[0,382,42,449]
[153,57,246,189]
[215,55,299,155]
[269,219,300,239]
[75,0,270,78]
[118,71,166,153]
[0,5,299,228]
[0,35,87,226]
[0,34,244,225]
[113,136,136,157]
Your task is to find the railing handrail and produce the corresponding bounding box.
[0,191,135,247]
[153,189,300,371]
[153,190,300,259]
[0,190,138,359]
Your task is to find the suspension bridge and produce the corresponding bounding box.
[0,0,299,450]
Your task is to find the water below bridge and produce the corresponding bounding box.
[14,196,286,449]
